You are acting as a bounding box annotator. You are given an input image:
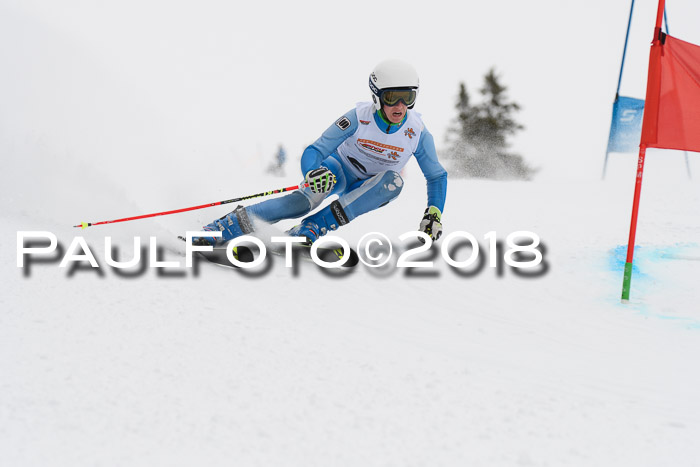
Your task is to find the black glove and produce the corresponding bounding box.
[418,206,443,243]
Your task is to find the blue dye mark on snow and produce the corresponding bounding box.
[609,243,700,330]
[609,242,700,273]
[633,309,700,330]
[657,243,700,261]
[608,245,646,276]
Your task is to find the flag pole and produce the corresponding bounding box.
[602,0,636,180]
[621,145,647,302]
[621,0,666,303]
[615,0,636,100]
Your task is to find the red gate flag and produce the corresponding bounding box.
[620,0,700,303]
[641,32,700,152]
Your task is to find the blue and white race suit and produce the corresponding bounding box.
[207,101,447,240]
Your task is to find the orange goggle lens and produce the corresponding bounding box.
[380,89,417,107]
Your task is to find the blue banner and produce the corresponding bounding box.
[606,96,645,153]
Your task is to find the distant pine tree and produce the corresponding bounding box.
[444,68,536,180]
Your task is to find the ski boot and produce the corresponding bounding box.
[286,200,350,244]
[286,220,322,245]
[192,205,254,247]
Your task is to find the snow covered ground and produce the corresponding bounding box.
[3,1,700,465]
[2,145,700,466]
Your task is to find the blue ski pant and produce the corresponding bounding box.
[245,152,404,233]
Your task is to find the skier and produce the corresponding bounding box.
[276,145,286,169]
[265,144,287,176]
[195,59,447,246]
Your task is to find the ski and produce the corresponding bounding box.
[177,235,255,269]
[194,245,256,268]
[178,236,358,268]
[269,242,359,268]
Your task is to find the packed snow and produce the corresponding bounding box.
[2,1,700,466]
[3,143,700,466]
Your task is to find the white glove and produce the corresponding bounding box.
[305,167,337,194]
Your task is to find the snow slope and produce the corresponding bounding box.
[2,143,700,466]
[3,2,700,465]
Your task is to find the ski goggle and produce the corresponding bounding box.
[380,88,417,107]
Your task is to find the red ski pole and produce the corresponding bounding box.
[74,183,308,229]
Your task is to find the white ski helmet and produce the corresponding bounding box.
[369,59,420,111]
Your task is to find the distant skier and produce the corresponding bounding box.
[276,145,286,169]
[195,59,447,246]
[266,144,287,176]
